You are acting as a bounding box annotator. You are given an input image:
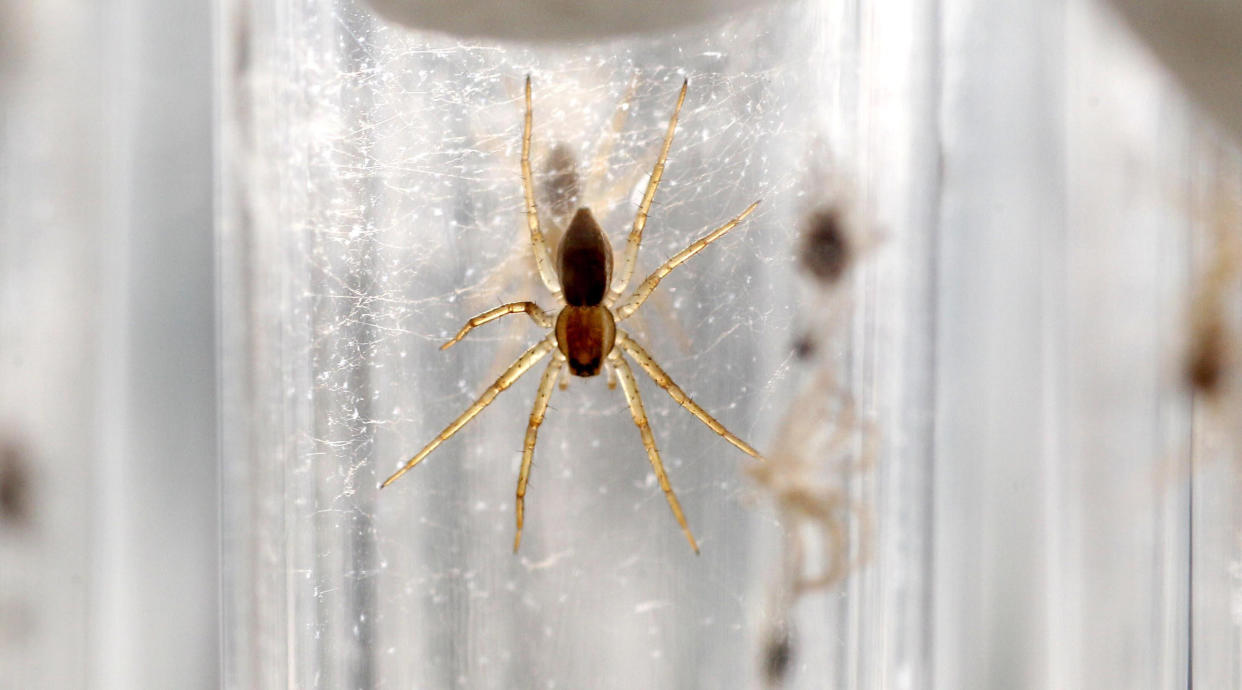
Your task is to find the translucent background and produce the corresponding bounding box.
[4,0,1242,688]
[0,0,216,687]
[218,2,880,687]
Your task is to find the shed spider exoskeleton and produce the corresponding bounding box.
[382,76,763,554]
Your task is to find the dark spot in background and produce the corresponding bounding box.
[540,142,580,221]
[1187,317,1228,395]
[0,440,31,528]
[762,624,795,686]
[792,333,816,360]
[798,207,851,285]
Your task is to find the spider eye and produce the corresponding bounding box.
[567,353,603,377]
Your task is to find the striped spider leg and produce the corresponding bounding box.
[382,75,763,555]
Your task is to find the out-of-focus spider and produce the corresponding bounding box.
[382,76,763,554]
[1185,152,1242,399]
[752,196,877,688]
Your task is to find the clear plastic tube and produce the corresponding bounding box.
[218,0,1232,688]
[217,0,923,687]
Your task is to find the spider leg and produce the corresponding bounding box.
[381,335,556,489]
[521,76,564,298]
[514,352,565,553]
[608,79,688,304]
[788,488,847,594]
[609,350,699,554]
[604,361,618,390]
[615,199,761,320]
[583,73,639,202]
[441,301,554,350]
[615,330,761,459]
[794,489,871,594]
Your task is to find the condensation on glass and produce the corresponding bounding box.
[217,0,1242,689]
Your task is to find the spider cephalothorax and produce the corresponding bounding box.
[382,76,762,554]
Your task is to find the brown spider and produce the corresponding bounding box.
[382,76,763,554]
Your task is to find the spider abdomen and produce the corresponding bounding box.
[557,208,613,306]
[555,305,615,377]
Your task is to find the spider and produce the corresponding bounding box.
[382,76,763,554]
